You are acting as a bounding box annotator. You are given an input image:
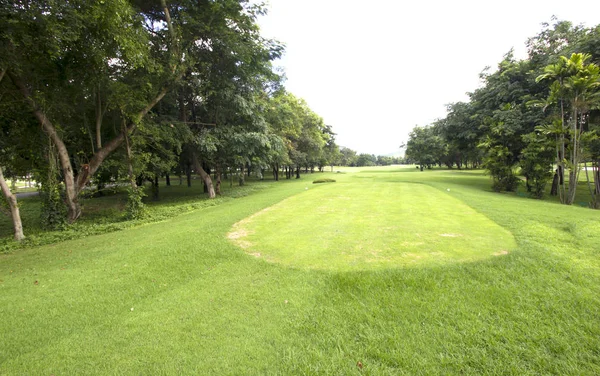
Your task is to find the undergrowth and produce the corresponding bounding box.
[0,181,271,254]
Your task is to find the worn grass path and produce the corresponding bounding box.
[1,167,600,374]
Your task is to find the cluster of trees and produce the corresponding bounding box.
[405,19,600,208]
[0,0,341,241]
[338,147,403,167]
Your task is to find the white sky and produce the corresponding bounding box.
[256,0,600,155]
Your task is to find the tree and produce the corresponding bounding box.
[2,0,171,221]
[1,0,283,221]
[520,131,555,198]
[405,125,444,170]
[0,167,24,241]
[537,53,600,205]
[356,154,377,167]
[339,147,358,167]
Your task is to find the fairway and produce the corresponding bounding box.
[2,168,600,375]
[230,181,516,270]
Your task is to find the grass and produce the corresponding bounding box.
[1,166,600,374]
[231,180,516,270]
[0,179,269,252]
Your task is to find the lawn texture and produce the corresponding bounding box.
[1,167,600,374]
[230,181,516,270]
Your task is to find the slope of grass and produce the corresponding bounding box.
[0,180,269,253]
[1,167,600,374]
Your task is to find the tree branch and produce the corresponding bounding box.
[79,85,170,189]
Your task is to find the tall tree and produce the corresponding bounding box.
[537,53,600,205]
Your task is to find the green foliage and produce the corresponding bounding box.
[521,132,555,198]
[481,145,520,192]
[0,180,271,253]
[536,52,600,204]
[339,147,358,166]
[312,178,336,184]
[38,148,67,230]
[125,186,146,220]
[405,125,446,169]
[355,153,377,167]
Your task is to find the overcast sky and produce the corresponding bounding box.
[256,0,600,155]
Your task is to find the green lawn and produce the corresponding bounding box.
[231,180,516,270]
[1,167,600,374]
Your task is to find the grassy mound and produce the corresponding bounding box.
[229,181,516,270]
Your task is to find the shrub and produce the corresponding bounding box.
[313,178,336,184]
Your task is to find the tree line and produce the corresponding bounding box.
[0,0,346,241]
[405,19,600,208]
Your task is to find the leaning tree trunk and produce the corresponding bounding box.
[192,155,215,198]
[9,70,169,222]
[0,167,25,241]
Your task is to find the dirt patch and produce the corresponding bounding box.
[493,250,509,256]
[227,228,250,240]
[227,206,278,252]
[439,233,462,237]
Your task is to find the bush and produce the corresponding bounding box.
[125,186,147,220]
[313,178,336,184]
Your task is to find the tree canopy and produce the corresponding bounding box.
[404,19,600,207]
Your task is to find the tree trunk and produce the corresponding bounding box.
[95,86,104,150]
[8,70,169,222]
[186,163,192,187]
[165,173,170,186]
[592,161,600,195]
[215,164,222,195]
[192,155,215,198]
[0,167,25,241]
[550,172,558,196]
[152,174,159,201]
[296,166,300,179]
[239,165,246,186]
[525,175,532,193]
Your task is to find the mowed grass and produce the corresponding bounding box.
[1,167,600,374]
[231,181,516,270]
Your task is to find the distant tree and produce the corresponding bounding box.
[339,147,358,166]
[376,156,394,166]
[405,126,444,170]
